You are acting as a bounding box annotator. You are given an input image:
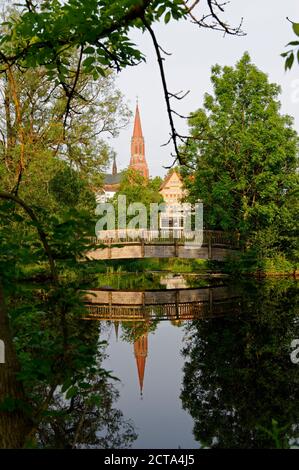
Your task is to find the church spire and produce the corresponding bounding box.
[112,155,117,176]
[133,103,143,138]
[130,102,149,179]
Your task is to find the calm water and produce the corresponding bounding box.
[102,321,197,448]
[1,273,299,448]
[86,273,299,449]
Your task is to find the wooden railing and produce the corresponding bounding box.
[88,229,239,249]
[84,299,241,321]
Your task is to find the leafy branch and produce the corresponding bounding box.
[282,19,299,70]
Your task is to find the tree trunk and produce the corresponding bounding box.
[0,284,32,448]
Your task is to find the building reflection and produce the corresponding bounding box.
[113,321,148,397]
[134,333,148,397]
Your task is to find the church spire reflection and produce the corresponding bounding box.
[134,333,148,397]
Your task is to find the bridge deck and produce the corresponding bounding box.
[85,230,239,261]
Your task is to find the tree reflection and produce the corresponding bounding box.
[181,279,299,448]
[37,377,137,448]
[0,284,137,448]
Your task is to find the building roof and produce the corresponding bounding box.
[159,169,183,191]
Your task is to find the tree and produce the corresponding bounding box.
[0,47,131,279]
[115,168,162,206]
[184,53,299,265]
[112,168,163,228]
[0,1,243,165]
[0,62,130,199]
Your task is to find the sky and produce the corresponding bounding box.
[109,0,299,178]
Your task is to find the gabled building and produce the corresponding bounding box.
[159,169,186,205]
[159,169,188,232]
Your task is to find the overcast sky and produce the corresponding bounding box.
[109,0,299,177]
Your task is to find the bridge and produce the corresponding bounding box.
[85,230,240,261]
[83,285,242,322]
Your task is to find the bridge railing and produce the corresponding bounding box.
[89,229,239,248]
[84,299,242,321]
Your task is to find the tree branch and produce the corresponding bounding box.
[143,19,187,165]
[63,44,84,133]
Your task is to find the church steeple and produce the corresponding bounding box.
[112,155,117,176]
[130,103,149,179]
[133,103,143,138]
[134,333,148,397]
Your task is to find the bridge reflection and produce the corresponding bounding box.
[83,285,242,396]
[83,286,242,322]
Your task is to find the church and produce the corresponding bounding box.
[97,102,149,203]
[97,102,187,232]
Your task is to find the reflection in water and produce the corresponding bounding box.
[160,274,188,289]
[0,284,137,448]
[84,284,241,322]
[0,274,298,448]
[85,275,299,448]
[134,333,148,397]
[96,271,218,291]
[181,280,299,448]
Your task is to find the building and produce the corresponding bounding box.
[97,103,149,203]
[159,169,188,233]
[159,168,187,205]
[113,322,148,397]
[96,102,189,236]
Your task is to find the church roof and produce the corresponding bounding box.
[103,171,124,185]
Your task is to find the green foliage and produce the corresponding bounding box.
[224,250,296,277]
[0,1,187,81]
[0,51,130,282]
[282,21,299,70]
[120,320,159,343]
[0,63,129,198]
[92,257,209,274]
[49,167,92,208]
[115,168,163,205]
[112,168,163,226]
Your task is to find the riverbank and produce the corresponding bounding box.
[14,256,298,284]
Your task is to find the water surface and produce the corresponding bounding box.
[1,273,298,448]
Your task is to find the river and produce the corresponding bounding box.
[0,272,298,448]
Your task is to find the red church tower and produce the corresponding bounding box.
[129,103,149,179]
